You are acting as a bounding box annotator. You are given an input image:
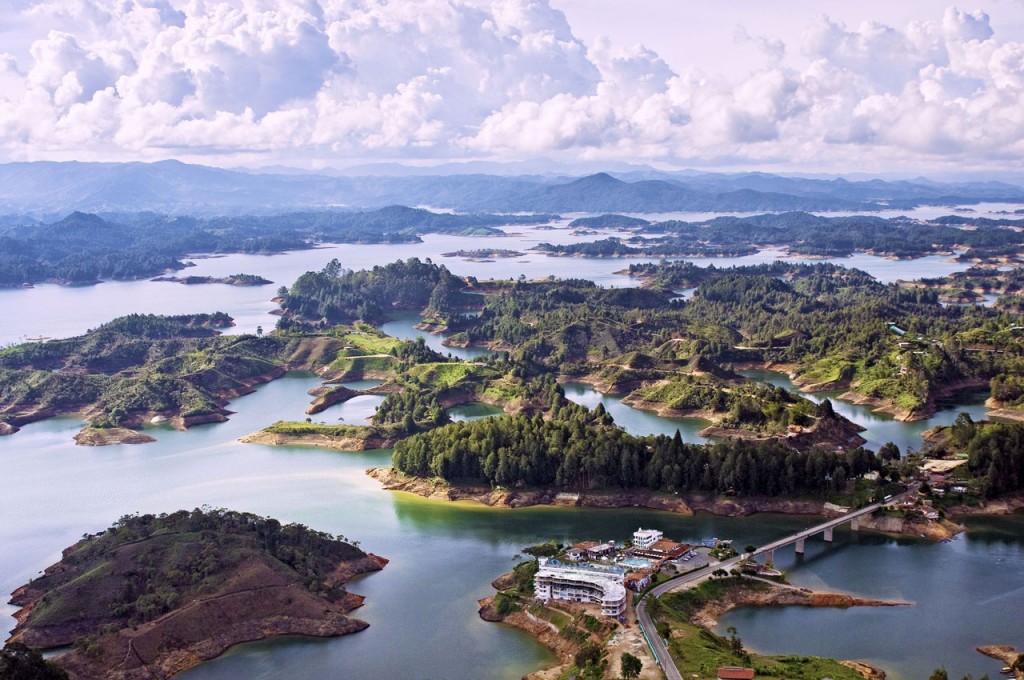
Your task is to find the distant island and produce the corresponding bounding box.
[0,207,554,287]
[150,273,272,286]
[441,248,525,259]
[6,508,386,680]
[537,211,1024,261]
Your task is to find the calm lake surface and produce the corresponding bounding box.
[1,219,1022,679]
[0,219,978,347]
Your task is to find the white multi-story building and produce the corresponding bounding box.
[633,527,663,550]
[533,559,626,616]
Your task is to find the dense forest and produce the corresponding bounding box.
[277,257,477,326]
[392,409,879,496]
[928,416,1024,498]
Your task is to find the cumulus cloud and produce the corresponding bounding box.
[0,0,1022,171]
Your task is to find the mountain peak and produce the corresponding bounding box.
[567,172,625,188]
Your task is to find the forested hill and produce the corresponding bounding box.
[7,508,384,679]
[436,259,1024,421]
[392,412,880,496]
[277,258,477,327]
[0,313,334,435]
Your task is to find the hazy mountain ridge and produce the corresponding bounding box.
[1,161,1022,217]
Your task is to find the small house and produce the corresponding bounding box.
[718,667,755,680]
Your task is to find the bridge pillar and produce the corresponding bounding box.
[765,549,774,565]
[795,537,805,554]
[851,517,860,531]
[824,527,834,543]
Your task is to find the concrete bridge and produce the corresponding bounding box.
[636,486,915,680]
[753,488,914,564]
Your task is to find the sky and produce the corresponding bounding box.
[0,0,1023,176]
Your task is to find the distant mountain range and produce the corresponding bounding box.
[1,160,1022,217]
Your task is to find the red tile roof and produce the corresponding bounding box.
[717,667,755,680]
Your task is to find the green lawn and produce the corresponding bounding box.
[338,331,401,355]
[406,362,481,388]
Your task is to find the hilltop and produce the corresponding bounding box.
[6,509,386,680]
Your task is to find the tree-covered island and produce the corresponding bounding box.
[536,211,1024,261]
[5,508,385,680]
[0,207,555,287]
[4,257,1023,513]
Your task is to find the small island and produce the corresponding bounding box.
[6,508,386,680]
[150,273,273,286]
[441,249,526,259]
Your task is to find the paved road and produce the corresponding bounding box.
[635,487,915,680]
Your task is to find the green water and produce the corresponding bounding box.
[448,402,504,422]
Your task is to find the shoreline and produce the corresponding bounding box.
[977,645,1024,679]
[365,467,977,536]
[481,574,898,680]
[8,514,388,680]
[241,429,398,451]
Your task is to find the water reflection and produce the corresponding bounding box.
[448,402,503,422]
[378,312,491,361]
[561,382,710,443]
[739,368,995,453]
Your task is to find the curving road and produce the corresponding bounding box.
[634,488,914,680]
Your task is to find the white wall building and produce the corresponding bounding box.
[533,559,626,616]
[633,527,663,550]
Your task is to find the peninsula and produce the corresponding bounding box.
[479,533,903,680]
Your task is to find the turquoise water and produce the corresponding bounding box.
[620,557,656,569]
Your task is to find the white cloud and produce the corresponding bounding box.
[0,0,1022,173]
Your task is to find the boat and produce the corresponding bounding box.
[1000,667,1012,674]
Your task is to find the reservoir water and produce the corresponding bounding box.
[0,221,975,347]
[1,222,1022,679]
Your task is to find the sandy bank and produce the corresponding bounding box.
[241,430,396,451]
[977,645,1023,679]
[73,427,156,446]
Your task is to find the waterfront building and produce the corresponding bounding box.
[567,540,615,561]
[632,527,663,549]
[533,558,627,616]
[631,538,690,561]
